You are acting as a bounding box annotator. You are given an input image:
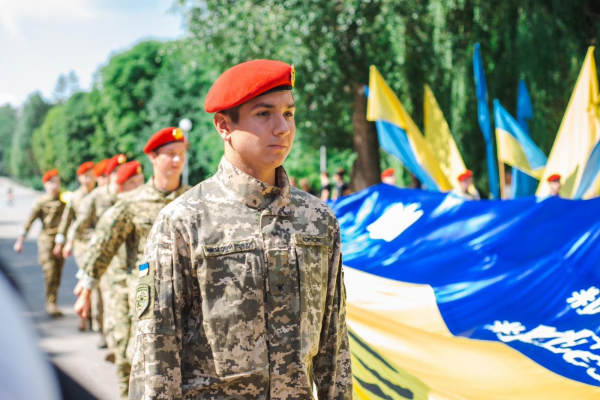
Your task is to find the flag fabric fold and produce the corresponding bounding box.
[424,84,467,188]
[512,79,539,197]
[367,66,452,191]
[494,99,547,179]
[333,185,600,400]
[537,47,600,198]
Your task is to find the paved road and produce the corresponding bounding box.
[0,177,119,400]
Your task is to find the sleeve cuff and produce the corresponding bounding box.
[75,268,84,280]
[55,234,65,244]
[79,274,97,291]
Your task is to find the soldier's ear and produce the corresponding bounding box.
[214,113,232,143]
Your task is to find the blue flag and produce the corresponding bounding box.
[512,79,539,197]
[473,43,500,199]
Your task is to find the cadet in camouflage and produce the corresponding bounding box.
[14,170,66,317]
[67,154,126,334]
[75,131,189,399]
[130,60,352,399]
[54,161,96,272]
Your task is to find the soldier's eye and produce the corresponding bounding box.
[257,111,270,117]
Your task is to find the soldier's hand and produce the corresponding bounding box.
[73,281,82,296]
[62,241,73,258]
[13,238,23,253]
[53,243,63,258]
[74,288,91,319]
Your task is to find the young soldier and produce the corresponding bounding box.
[547,174,562,197]
[93,159,110,187]
[130,60,352,399]
[74,128,189,399]
[53,161,96,330]
[100,160,146,386]
[14,169,66,317]
[67,154,127,342]
[452,170,481,200]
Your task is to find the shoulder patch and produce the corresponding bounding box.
[136,284,150,317]
[139,262,149,277]
[202,238,256,257]
[294,233,327,247]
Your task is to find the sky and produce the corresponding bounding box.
[0,0,186,107]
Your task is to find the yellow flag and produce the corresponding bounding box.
[537,47,600,198]
[424,85,467,189]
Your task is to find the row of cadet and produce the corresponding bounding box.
[13,127,189,399]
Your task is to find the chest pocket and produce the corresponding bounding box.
[197,238,267,377]
[294,233,329,360]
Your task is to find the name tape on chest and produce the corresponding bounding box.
[203,239,256,257]
[139,262,149,277]
[294,233,327,247]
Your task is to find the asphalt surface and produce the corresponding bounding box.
[0,177,119,400]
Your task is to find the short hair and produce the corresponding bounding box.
[218,105,241,125]
[334,168,346,178]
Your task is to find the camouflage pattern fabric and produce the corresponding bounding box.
[57,186,94,244]
[129,157,352,400]
[69,184,118,331]
[21,193,66,305]
[81,179,189,397]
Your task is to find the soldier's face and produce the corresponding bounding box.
[549,180,561,195]
[44,176,60,195]
[225,91,296,172]
[120,173,145,192]
[150,142,186,178]
[78,170,95,190]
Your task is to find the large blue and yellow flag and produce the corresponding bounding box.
[367,66,452,191]
[334,185,600,399]
[537,47,600,198]
[494,99,547,179]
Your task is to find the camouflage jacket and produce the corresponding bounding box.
[80,179,190,290]
[20,193,65,237]
[68,184,118,242]
[130,158,352,400]
[56,186,93,243]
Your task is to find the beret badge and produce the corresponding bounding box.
[172,128,184,140]
[291,65,296,88]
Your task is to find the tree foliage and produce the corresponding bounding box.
[7,1,600,195]
[0,105,17,175]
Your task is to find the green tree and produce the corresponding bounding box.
[10,93,51,187]
[0,105,17,175]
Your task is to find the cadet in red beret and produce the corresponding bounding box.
[93,159,109,187]
[547,173,561,197]
[381,168,396,185]
[77,161,94,176]
[453,169,480,200]
[143,127,187,183]
[15,168,65,316]
[105,154,127,176]
[129,60,353,398]
[116,161,145,192]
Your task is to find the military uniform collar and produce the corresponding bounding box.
[216,157,293,216]
[148,178,188,201]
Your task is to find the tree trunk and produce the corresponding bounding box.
[350,82,381,191]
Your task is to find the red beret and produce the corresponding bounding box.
[143,127,186,154]
[105,154,127,175]
[458,170,473,182]
[547,174,561,183]
[93,159,109,177]
[77,161,95,176]
[116,161,142,184]
[204,60,295,113]
[381,168,395,178]
[42,169,59,183]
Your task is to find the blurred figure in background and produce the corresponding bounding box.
[289,176,298,187]
[381,168,396,186]
[547,174,562,197]
[320,171,331,201]
[299,178,316,196]
[93,159,110,187]
[13,169,66,317]
[332,168,351,200]
[453,170,480,201]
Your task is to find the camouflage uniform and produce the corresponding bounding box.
[21,193,66,306]
[80,179,189,398]
[56,186,94,269]
[70,184,118,332]
[130,158,352,400]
